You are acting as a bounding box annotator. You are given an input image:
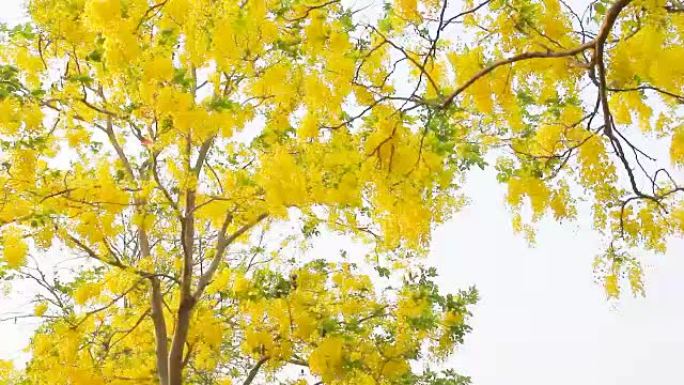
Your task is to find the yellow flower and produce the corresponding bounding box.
[309,337,345,381]
[2,226,28,268]
[34,302,48,317]
[605,275,620,298]
[670,126,684,165]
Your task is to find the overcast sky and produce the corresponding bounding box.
[1,2,684,384]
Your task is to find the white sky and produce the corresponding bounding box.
[1,1,684,384]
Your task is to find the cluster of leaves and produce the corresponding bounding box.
[11,259,477,385]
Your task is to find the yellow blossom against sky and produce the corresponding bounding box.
[0,0,684,384]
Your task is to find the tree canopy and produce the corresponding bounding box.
[0,0,682,384]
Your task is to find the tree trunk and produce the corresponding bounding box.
[168,295,195,385]
[150,278,170,385]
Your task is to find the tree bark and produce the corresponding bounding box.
[150,278,170,385]
[168,186,198,385]
[168,294,195,385]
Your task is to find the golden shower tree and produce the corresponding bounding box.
[0,0,682,384]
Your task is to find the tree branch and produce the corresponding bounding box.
[242,356,270,385]
[193,213,268,300]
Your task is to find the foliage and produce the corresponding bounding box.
[0,0,682,383]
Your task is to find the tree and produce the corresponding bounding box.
[0,0,682,383]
